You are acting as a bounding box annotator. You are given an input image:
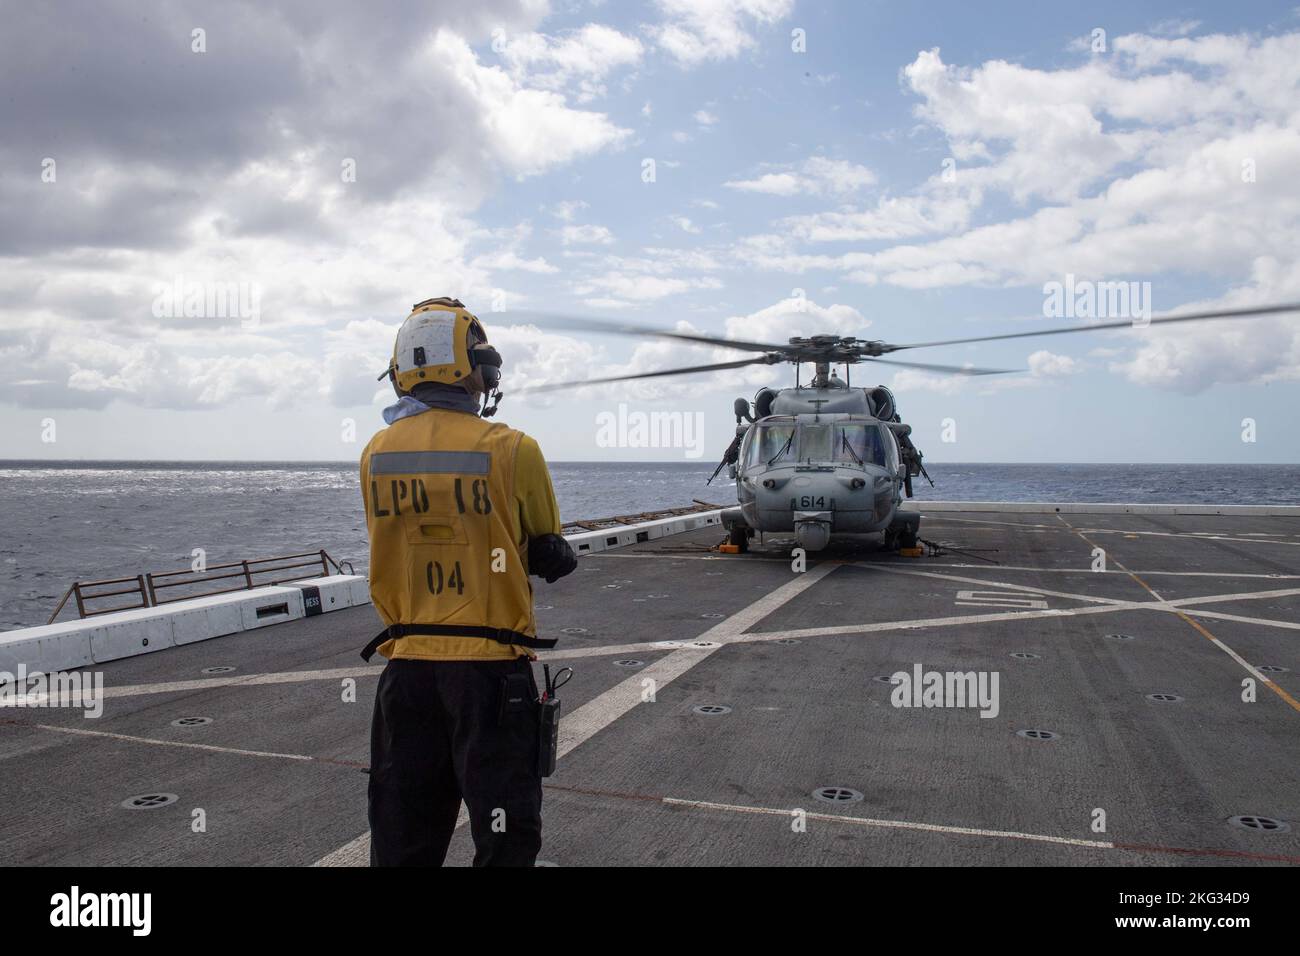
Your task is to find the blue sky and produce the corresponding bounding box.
[2,0,1299,463]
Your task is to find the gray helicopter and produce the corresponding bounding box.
[718,359,930,553]
[522,301,1300,552]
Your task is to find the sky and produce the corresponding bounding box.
[2,0,1300,464]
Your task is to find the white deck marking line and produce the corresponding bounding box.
[925,516,1082,532]
[857,564,1300,636]
[856,563,1152,608]
[598,550,1300,579]
[1169,607,1300,632]
[1151,585,1300,608]
[102,666,384,699]
[894,563,1300,580]
[1075,527,1300,548]
[859,563,1300,619]
[30,723,314,761]
[929,513,1300,547]
[661,797,1115,850]
[750,603,1135,642]
[311,561,843,867]
[1056,515,1300,715]
[85,583,1300,705]
[313,831,371,867]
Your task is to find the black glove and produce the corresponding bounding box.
[528,533,577,583]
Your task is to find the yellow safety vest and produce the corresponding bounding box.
[360,408,554,662]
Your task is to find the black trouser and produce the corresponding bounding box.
[368,656,543,867]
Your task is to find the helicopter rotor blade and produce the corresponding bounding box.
[862,357,1018,376]
[514,355,779,394]
[888,301,1300,352]
[515,311,787,354]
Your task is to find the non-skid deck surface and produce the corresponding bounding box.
[3,509,1298,866]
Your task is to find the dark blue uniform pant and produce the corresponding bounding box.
[368,657,543,866]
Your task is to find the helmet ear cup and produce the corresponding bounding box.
[471,344,502,391]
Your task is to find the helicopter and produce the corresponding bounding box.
[521,301,1300,553]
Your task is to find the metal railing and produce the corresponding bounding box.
[47,549,354,625]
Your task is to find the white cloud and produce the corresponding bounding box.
[499,23,644,102]
[433,30,632,177]
[782,192,976,243]
[651,0,794,67]
[712,29,1300,391]
[576,272,723,301]
[725,171,803,196]
[489,322,604,396]
[694,109,719,126]
[725,157,877,197]
[62,337,316,410]
[548,199,589,221]
[1027,350,1079,377]
[0,14,641,415]
[724,296,867,343]
[471,249,559,274]
[1149,18,1203,38]
[1110,258,1300,392]
[560,223,616,245]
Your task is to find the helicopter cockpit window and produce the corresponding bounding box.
[831,424,888,467]
[748,423,796,466]
[797,424,831,461]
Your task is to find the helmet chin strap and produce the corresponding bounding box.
[480,388,503,418]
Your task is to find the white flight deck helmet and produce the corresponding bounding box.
[378,297,503,416]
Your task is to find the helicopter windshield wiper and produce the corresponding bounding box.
[768,433,794,465]
[839,430,863,465]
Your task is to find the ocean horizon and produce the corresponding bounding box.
[2,460,1298,629]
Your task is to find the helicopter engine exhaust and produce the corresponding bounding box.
[794,519,831,551]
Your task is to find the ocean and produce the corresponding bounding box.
[2,460,1298,629]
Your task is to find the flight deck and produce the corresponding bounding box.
[2,507,1298,867]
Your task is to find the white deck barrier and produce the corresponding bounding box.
[0,510,721,675]
[0,576,370,677]
[562,509,724,555]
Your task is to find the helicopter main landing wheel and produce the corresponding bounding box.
[885,515,920,551]
[727,526,751,553]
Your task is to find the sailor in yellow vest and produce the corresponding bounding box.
[360,296,576,867]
